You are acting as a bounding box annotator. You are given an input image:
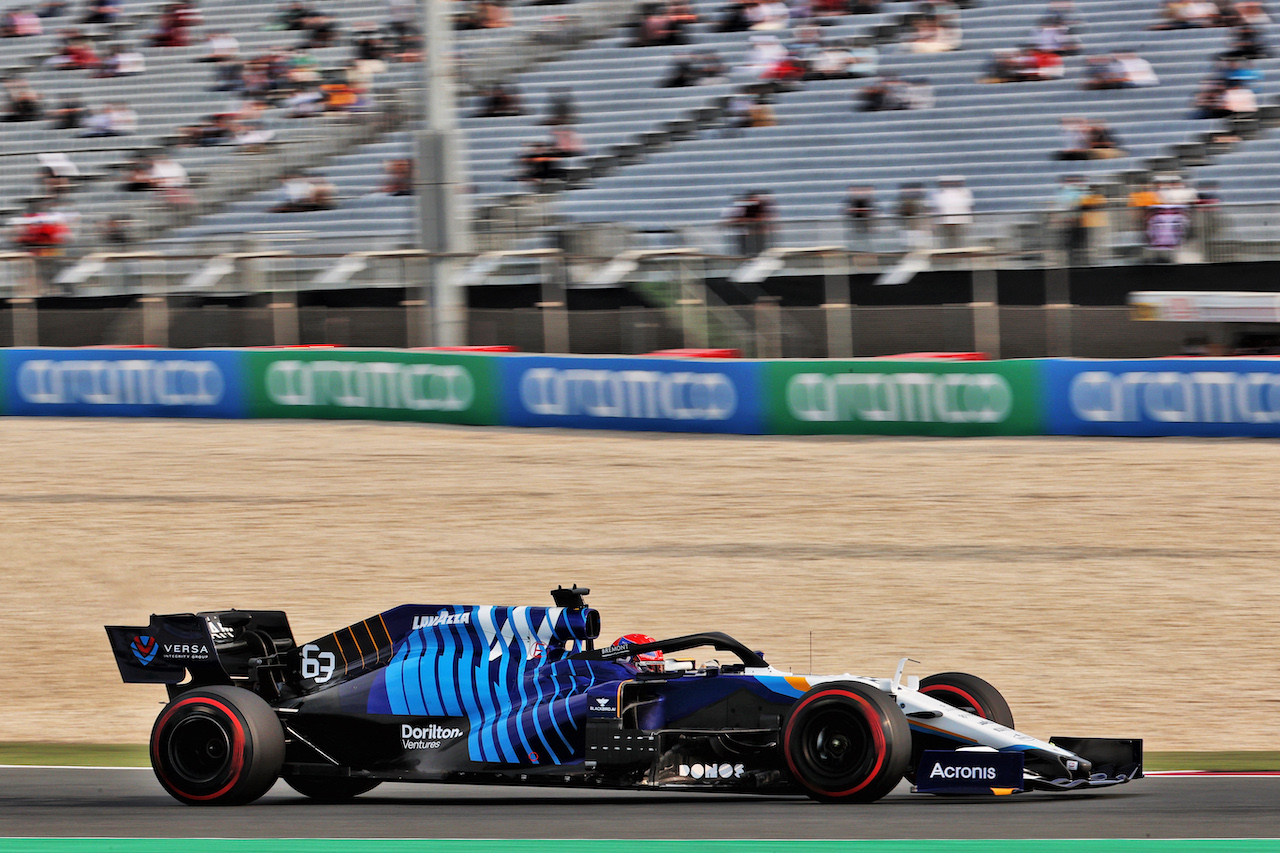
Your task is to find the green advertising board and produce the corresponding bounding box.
[763,359,1044,436]
[245,349,501,425]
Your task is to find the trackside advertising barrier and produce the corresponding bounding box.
[762,359,1044,436]
[1043,358,1280,437]
[244,349,501,425]
[9,348,1280,439]
[1,348,247,418]
[498,355,766,433]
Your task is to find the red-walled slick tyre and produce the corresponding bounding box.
[150,685,285,806]
[919,672,1014,728]
[783,681,911,803]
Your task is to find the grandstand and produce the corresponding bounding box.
[0,0,1275,255]
[1,0,1279,356]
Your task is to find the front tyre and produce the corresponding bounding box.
[284,775,382,802]
[783,681,911,803]
[908,672,1015,783]
[150,685,285,806]
[918,672,1014,728]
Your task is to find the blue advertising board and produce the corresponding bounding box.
[2,349,248,418]
[914,750,1025,795]
[1043,358,1280,437]
[498,355,765,434]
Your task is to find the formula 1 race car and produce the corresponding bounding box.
[105,587,1142,805]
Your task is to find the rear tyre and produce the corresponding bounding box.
[150,685,285,806]
[783,681,912,803]
[908,672,1015,783]
[284,775,382,802]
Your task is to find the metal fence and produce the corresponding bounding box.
[0,297,1220,360]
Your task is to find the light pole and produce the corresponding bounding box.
[415,0,472,346]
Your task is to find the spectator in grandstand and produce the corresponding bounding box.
[321,73,363,112]
[843,37,878,77]
[44,29,99,69]
[1115,52,1160,86]
[908,14,961,52]
[1,7,44,36]
[1219,55,1263,89]
[806,40,857,79]
[1058,116,1092,158]
[2,76,42,121]
[982,46,1060,82]
[858,76,895,110]
[151,1,201,47]
[740,33,787,78]
[1031,19,1080,54]
[270,171,335,212]
[350,24,387,61]
[1231,0,1271,26]
[843,184,876,248]
[48,92,87,128]
[379,158,413,196]
[1222,21,1268,58]
[456,0,509,30]
[80,0,120,25]
[1081,54,1126,88]
[1189,77,1231,116]
[1152,0,1221,28]
[98,214,136,246]
[1222,76,1259,114]
[1158,173,1198,205]
[274,0,312,30]
[148,151,192,205]
[662,52,701,86]
[36,152,77,197]
[1088,120,1125,157]
[748,0,790,30]
[930,176,973,248]
[631,0,695,45]
[661,50,728,85]
[37,0,69,16]
[516,141,567,189]
[717,0,751,32]
[79,101,136,136]
[384,10,421,60]
[199,31,240,62]
[543,87,577,126]
[10,197,72,255]
[746,93,777,126]
[725,189,774,255]
[1144,200,1192,262]
[857,75,928,110]
[549,125,586,157]
[94,45,146,76]
[475,83,523,116]
[811,0,848,15]
[120,153,155,191]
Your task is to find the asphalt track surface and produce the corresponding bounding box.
[2,768,1278,839]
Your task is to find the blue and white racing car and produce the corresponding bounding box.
[105,586,1141,805]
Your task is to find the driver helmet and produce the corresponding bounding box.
[614,633,664,672]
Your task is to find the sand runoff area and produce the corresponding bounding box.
[1,417,1277,750]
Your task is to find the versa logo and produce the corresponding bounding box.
[131,635,158,666]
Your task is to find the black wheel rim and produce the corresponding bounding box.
[168,714,233,784]
[797,704,876,787]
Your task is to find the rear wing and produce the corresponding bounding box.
[105,610,295,687]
